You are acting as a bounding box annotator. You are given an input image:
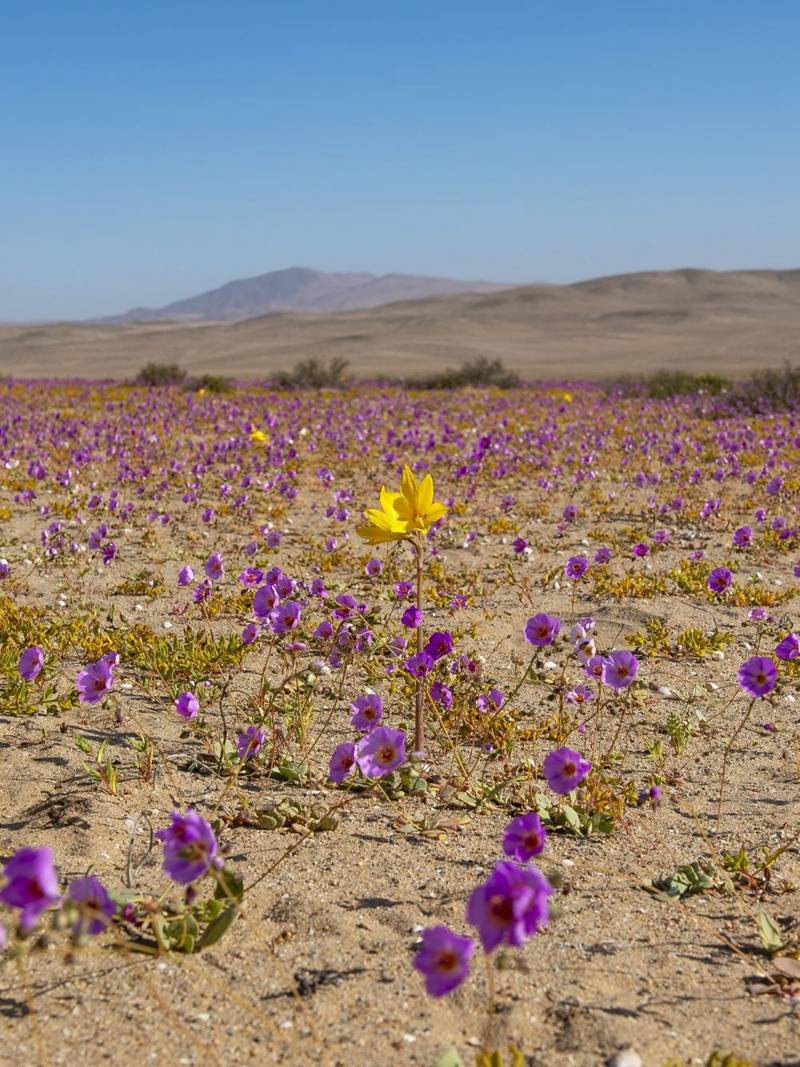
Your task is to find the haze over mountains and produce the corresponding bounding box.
[2,267,799,381]
[94,267,510,324]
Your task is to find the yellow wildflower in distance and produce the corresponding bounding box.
[250,429,268,444]
[357,465,447,544]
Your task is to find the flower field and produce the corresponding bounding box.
[0,379,798,1066]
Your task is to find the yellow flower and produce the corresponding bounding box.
[357,465,447,543]
[250,429,268,444]
[545,388,573,403]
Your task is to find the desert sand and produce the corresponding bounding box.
[1,268,799,380]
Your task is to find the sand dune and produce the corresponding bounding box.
[2,267,799,380]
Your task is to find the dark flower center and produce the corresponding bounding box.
[436,950,458,973]
[378,745,395,763]
[488,894,513,922]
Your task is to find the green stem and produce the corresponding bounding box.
[414,534,425,755]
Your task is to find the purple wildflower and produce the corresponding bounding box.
[401,606,423,629]
[524,613,561,647]
[502,813,547,861]
[174,691,199,720]
[405,652,434,678]
[0,847,60,930]
[236,725,265,761]
[355,726,406,777]
[413,925,475,996]
[329,742,357,783]
[542,746,591,794]
[737,656,777,697]
[67,876,115,937]
[466,860,552,952]
[775,633,800,661]
[350,693,383,731]
[204,552,224,581]
[76,655,116,704]
[424,631,453,661]
[602,649,639,690]
[155,809,219,884]
[18,646,44,682]
[707,567,732,595]
[565,555,589,580]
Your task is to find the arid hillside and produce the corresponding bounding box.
[2,267,799,379]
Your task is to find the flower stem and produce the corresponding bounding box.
[716,696,756,834]
[414,534,425,755]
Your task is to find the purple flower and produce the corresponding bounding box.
[424,631,453,661]
[542,746,591,794]
[602,649,639,690]
[329,741,357,783]
[18,646,44,682]
[565,683,593,705]
[466,859,552,952]
[365,558,383,577]
[67,875,115,937]
[174,691,199,720]
[253,584,279,617]
[401,606,423,629]
[356,726,406,777]
[737,656,777,697]
[76,655,116,704]
[512,537,528,554]
[404,652,434,678]
[239,567,263,588]
[0,847,60,930]
[632,542,649,558]
[394,581,413,599]
[524,613,561,647]
[583,654,607,681]
[564,555,589,580]
[236,725,265,761]
[562,504,578,523]
[242,622,260,645]
[594,546,612,564]
[350,692,383,731]
[775,633,800,661]
[476,687,504,713]
[707,567,732,595]
[269,600,301,634]
[155,809,219,884]
[430,681,453,709]
[502,813,547,861]
[733,526,752,548]
[413,925,475,996]
[204,552,224,581]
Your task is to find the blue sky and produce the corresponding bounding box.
[1,1,798,319]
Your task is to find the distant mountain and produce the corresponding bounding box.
[94,266,510,323]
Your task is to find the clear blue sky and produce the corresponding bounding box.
[1,1,798,319]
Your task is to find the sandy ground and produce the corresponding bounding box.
[0,385,798,1067]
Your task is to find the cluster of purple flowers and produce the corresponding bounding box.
[413,811,553,996]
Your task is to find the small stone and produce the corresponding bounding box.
[607,1050,642,1067]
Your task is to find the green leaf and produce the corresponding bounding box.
[196,903,238,949]
[561,805,582,833]
[756,911,784,955]
[434,1050,464,1067]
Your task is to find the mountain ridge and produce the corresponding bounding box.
[92,266,510,324]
